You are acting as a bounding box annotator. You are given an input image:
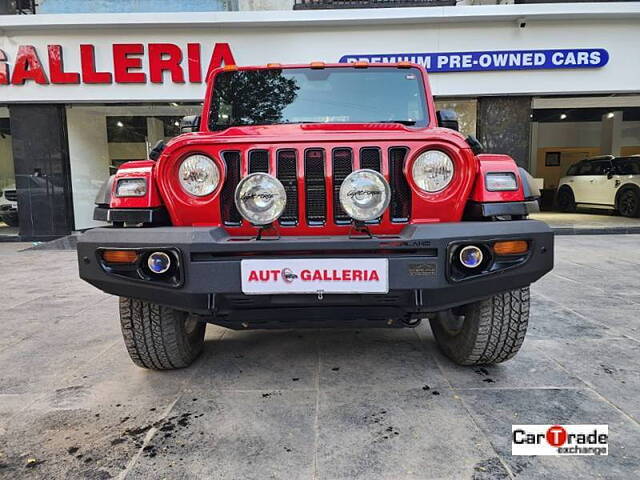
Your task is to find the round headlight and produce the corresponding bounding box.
[412,150,454,192]
[339,169,391,221]
[234,173,286,225]
[179,154,220,197]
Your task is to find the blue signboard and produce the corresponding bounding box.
[339,48,609,73]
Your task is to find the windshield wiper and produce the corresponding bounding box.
[377,120,417,126]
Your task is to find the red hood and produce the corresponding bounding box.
[166,123,469,149]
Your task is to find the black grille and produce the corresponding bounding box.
[332,149,353,224]
[359,147,381,171]
[220,151,242,225]
[221,145,412,229]
[248,150,269,173]
[389,148,411,222]
[277,150,299,226]
[304,149,327,225]
[4,190,17,202]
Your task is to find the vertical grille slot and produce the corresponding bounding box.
[389,147,411,223]
[248,150,269,173]
[359,147,381,172]
[304,149,327,225]
[332,148,353,224]
[277,150,298,226]
[220,151,242,226]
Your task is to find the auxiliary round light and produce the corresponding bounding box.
[412,150,454,192]
[147,251,171,274]
[234,173,286,225]
[459,245,483,269]
[178,154,220,197]
[339,169,391,221]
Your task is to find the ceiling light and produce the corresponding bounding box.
[170,102,179,107]
[116,121,124,127]
[560,113,567,120]
[606,112,615,119]
[174,121,180,126]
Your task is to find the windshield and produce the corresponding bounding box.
[208,67,428,131]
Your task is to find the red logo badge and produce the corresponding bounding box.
[546,425,567,447]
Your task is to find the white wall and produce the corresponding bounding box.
[108,142,148,162]
[66,108,110,230]
[536,122,601,149]
[536,121,640,149]
[1,4,639,101]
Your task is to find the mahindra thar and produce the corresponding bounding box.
[78,62,554,370]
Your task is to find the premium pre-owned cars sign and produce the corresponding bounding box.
[0,45,609,87]
[340,48,609,73]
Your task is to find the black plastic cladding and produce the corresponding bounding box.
[96,247,184,287]
[447,239,532,282]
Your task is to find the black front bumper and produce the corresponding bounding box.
[77,221,554,320]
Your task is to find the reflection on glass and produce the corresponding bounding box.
[0,116,18,234]
[435,99,478,138]
[209,67,429,130]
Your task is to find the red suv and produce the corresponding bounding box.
[78,63,553,370]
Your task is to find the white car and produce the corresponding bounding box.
[0,184,18,227]
[556,155,640,217]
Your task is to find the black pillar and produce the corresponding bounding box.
[9,105,74,241]
[477,96,532,168]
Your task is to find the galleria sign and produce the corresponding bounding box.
[0,43,236,85]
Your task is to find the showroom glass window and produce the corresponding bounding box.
[0,112,17,235]
[209,67,428,130]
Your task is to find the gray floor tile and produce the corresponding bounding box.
[458,388,640,479]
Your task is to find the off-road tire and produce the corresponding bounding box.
[616,188,640,218]
[429,287,530,365]
[556,187,576,213]
[119,297,206,370]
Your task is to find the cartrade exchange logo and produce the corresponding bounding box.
[512,425,608,456]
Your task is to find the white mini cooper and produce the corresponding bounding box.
[557,155,640,217]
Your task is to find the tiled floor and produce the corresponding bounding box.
[0,235,639,479]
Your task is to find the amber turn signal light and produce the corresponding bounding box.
[102,250,138,264]
[493,240,529,255]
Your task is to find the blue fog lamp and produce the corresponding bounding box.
[459,246,483,269]
[147,252,171,274]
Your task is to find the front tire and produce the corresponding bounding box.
[119,297,206,370]
[429,287,530,365]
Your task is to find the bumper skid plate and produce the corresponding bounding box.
[77,221,554,319]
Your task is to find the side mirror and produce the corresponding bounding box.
[149,140,166,161]
[607,171,614,179]
[180,115,201,134]
[436,110,459,131]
